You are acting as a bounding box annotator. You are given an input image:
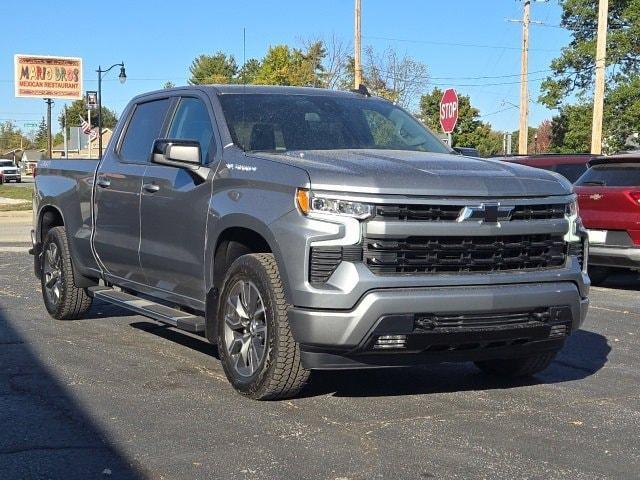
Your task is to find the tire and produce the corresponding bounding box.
[217,253,309,400]
[41,226,93,320]
[588,266,610,286]
[17,178,22,183]
[474,351,557,378]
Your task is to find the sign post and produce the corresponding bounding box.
[439,88,459,147]
[86,91,97,159]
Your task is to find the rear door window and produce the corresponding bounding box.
[119,98,171,164]
[576,164,640,186]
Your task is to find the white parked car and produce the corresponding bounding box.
[0,159,22,184]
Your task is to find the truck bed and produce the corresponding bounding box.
[35,159,100,277]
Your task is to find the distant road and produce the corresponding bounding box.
[0,211,31,251]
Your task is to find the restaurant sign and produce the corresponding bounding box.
[14,54,83,100]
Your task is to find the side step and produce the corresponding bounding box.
[89,287,205,333]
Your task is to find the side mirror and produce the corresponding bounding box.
[152,139,201,166]
[151,139,210,181]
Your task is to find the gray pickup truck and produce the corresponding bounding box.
[32,85,590,399]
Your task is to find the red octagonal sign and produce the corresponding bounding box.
[439,88,459,134]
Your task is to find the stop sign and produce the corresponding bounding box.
[439,88,459,134]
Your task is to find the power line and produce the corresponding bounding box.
[427,69,552,81]
[362,35,560,53]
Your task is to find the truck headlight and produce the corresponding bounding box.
[567,200,579,217]
[296,189,373,220]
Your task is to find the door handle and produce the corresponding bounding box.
[142,183,160,193]
[96,178,111,188]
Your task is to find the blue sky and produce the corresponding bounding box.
[0,0,571,136]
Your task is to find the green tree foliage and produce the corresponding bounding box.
[540,0,640,151]
[0,121,32,151]
[237,58,261,84]
[253,44,325,86]
[58,100,118,131]
[510,127,539,154]
[419,88,503,156]
[188,52,238,84]
[33,117,48,150]
[549,104,593,153]
[163,81,176,89]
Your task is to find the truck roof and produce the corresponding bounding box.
[134,84,369,101]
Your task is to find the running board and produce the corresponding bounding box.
[89,287,205,333]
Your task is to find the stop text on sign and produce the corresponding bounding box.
[439,88,459,134]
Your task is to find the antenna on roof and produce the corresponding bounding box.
[351,84,371,97]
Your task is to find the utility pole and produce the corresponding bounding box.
[518,0,531,155]
[354,0,363,89]
[45,98,53,158]
[63,106,68,158]
[591,0,609,154]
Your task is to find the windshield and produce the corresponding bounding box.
[218,93,450,154]
[576,164,640,187]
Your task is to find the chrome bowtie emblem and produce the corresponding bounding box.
[457,203,514,223]
[589,193,603,200]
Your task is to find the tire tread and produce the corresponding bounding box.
[42,227,92,320]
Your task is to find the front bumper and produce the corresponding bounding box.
[589,245,640,270]
[1,173,20,181]
[289,282,588,369]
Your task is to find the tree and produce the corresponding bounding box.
[58,100,118,131]
[418,88,504,156]
[362,46,429,109]
[510,127,539,154]
[549,104,593,153]
[540,0,640,152]
[303,34,351,89]
[188,52,238,84]
[0,121,32,151]
[163,81,176,89]
[253,44,324,86]
[237,59,261,84]
[536,120,553,153]
[33,117,48,150]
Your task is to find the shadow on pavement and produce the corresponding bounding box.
[0,305,147,480]
[598,270,640,290]
[303,329,610,398]
[128,314,610,400]
[130,321,219,359]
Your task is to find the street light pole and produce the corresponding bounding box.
[96,62,126,160]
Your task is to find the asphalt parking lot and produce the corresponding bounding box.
[1,227,639,479]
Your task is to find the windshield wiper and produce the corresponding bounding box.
[581,180,606,186]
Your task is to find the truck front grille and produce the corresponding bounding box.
[374,203,567,222]
[363,234,567,275]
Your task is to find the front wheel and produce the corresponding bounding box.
[41,226,92,320]
[474,351,557,378]
[217,253,309,400]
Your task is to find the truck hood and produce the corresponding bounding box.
[260,149,572,198]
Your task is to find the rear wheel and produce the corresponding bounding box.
[217,253,309,400]
[474,351,557,378]
[588,266,610,286]
[41,226,92,320]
